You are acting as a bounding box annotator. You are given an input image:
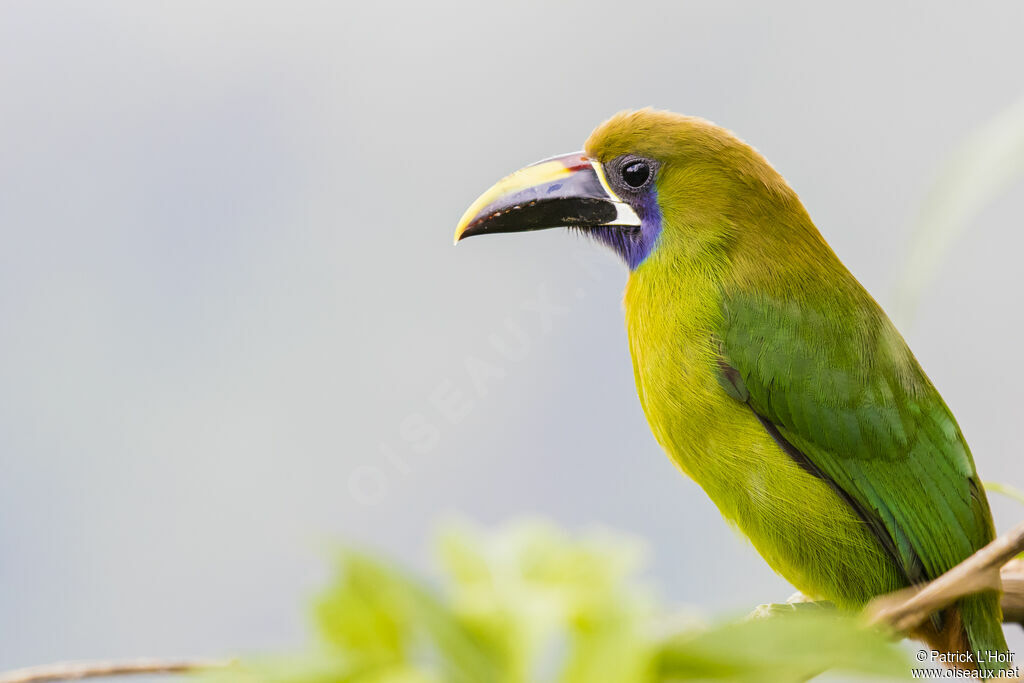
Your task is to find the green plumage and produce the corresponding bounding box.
[720,289,986,588]
[719,288,1001,657]
[583,110,1007,669]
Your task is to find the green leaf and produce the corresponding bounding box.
[313,550,503,683]
[656,611,909,682]
[983,481,1024,507]
[434,519,655,683]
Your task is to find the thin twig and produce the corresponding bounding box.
[865,520,1024,633]
[0,658,232,683]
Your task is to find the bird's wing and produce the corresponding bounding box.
[718,290,994,585]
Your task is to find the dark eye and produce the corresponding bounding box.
[621,160,651,188]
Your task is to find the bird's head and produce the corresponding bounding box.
[454,109,811,272]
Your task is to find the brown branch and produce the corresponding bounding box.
[1001,558,1024,624]
[865,520,1024,633]
[0,658,232,683]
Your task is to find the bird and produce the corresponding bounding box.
[453,109,1007,671]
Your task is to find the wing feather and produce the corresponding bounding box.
[718,290,994,587]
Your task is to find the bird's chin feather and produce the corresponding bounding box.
[568,185,662,270]
[568,225,646,268]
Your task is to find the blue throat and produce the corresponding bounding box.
[576,190,662,270]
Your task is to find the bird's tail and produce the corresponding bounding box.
[915,591,1009,675]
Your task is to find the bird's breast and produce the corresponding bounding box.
[623,266,829,514]
[621,267,901,607]
[623,266,741,481]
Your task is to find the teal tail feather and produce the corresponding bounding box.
[962,590,1010,675]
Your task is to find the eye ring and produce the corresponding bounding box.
[614,156,656,191]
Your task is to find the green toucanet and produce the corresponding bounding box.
[453,109,1007,668]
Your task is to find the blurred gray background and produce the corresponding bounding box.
[3,0,1024,670]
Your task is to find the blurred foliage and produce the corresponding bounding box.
[984,480,1024,507]
[893,96,1024,327]
[199,519,909,682]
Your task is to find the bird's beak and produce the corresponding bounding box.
[453,152,641,244]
